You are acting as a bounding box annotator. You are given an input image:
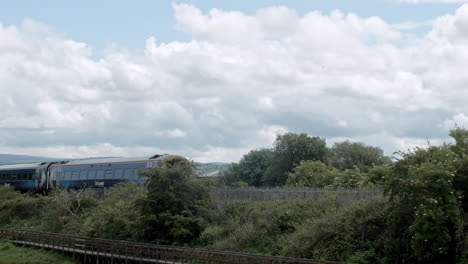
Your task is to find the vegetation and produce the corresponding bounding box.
[329,141,391,171]
[136,161,214,245]
[221,133,390,188]
[1,130,468,263]
[0,241,78,264]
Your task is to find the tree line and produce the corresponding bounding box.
[220,132,392,188]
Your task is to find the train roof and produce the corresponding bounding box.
[0,163,43,170]
[0,154,186,169]
[55,154,175,166]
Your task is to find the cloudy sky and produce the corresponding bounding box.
[1,0,468,162]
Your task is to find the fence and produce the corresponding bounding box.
[212,187,382,202]
[0,228,346,264]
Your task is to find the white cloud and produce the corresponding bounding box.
[2,4,468,162]
[439,113,468,129]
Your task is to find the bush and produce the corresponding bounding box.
[204,194,355,255]
[0,187,47,229]
[280,198,389,263]
[135,161,215,245]
[81,182,145,240]
[287,161,336,187]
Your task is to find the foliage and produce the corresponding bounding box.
[219,163,244,186]
[264,133,327,186]
[385,130,467,263]
[203,197,344,254]
[331,167,369,188]
[329,140,391,171]
[237,148,274,186]
[49,188,97,219]
[280,198,389,263]
[81,182,145,240]
[364,165,392,187]
[45,188,98,233]
[287,161,337,187]
[0,187,44,227]
[220,149,273,187]
[135,161,215,245]
[0,241,78,264]
[203,195,387,263]
[287,160,382,188]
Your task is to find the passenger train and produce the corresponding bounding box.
[0,154,186,192]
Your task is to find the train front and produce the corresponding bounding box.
[148,154,189,168]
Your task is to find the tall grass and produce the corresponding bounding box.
[0,241,78,264]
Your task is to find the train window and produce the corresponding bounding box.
[123,169,133,179]
[80,171,87,180]
[18,174,24,181]
[133,169,139,179]
[97,170,104,179]
[28,173,34,180]
[114,169,123,179]
[0,174,4,180]
[88,170,97,179]
[105,169,113,179]
[64,172,72,180]
[11,174,17,181]
[71,171,79,180]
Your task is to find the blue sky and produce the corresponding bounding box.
[1,0,462,54]
[1,1,468,161]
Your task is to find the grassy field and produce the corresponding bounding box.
[0,241,78,264]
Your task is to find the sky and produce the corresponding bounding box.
[1,0,468,162]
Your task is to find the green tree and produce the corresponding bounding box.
[219,149,274,187]
[135,161,214,245]
[287,161,337,187]
[332,167,370,188]
[238,148,274,186]
[330,140,391,171]
[386,140,465,263]
[219,163,245,186]
[264,133,327,186]
[364,165,392,187]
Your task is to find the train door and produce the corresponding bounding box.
[48,166,61,189]
[35,165,48,191]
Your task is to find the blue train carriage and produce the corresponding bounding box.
[0,163,47,191]
[47,154,187,190]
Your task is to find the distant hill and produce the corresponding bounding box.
[0,154,60,165]
[194,162,230,177]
